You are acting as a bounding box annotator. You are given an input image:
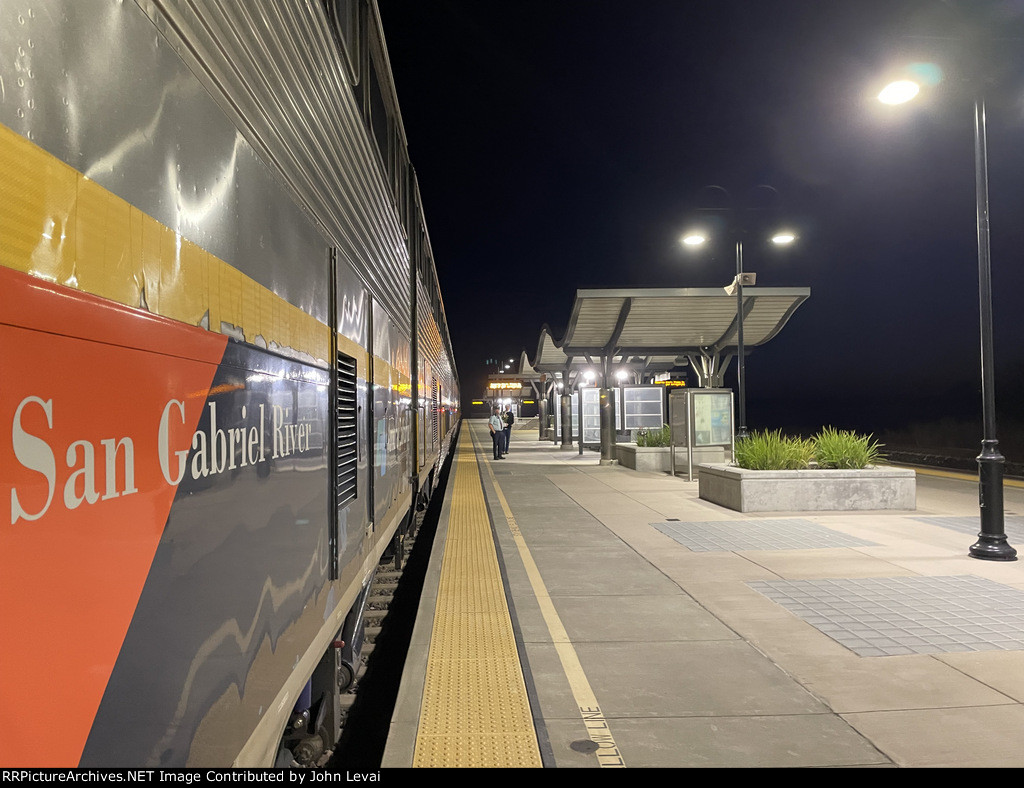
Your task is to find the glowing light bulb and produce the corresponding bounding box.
[878,80,920,105]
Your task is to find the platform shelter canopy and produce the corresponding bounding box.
[532,326,680,378]
[530,287,810,388]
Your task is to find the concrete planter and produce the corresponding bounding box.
[615,444,672,472]
[697,463,916,512]
[615,444,730,474]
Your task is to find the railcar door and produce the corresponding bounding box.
[333,253,372,579]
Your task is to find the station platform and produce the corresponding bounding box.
[382,420,1024,768]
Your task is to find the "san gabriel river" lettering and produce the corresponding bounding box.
[9,396,315,525]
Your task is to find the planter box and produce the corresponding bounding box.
[615,444,672,472]
[697,463,916,512]
[615,445,728,473]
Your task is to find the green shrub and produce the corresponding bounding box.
[734,429,814,470]
[732,427,885,470]
[636,424,671,447]
[813,426,884,469]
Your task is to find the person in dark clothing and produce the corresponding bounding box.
[502,406,515,454]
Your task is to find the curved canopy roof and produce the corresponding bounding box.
[530,287,810,385]
[533,326,681,374]
[561,287,808,354]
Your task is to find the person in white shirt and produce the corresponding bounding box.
[489,407,505,459]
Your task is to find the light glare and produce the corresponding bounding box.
[681,234,706,246]
[878,80,920,105]
[771,233,796,245]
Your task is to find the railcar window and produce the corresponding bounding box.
[407,169,419,241]
[367,54,389,167]
[417,226,429,280]
[336,351,358,508]
[327,0,360,85]
[393,151,410,231]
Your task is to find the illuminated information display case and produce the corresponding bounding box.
[553,391,579,439]
[581,387,620,445]
[669,388,734,480]
[621,385,665,431]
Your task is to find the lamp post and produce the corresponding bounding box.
[730,239,751,441]
[682,186,795,441]
[878,79,1015,561]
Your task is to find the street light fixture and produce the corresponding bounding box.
[878,74,1016,561]
[878,79,921,104]
[681,185,795,441]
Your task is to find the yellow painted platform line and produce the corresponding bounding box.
[413,431,542,768]
[475,429,626,768]
[892,464,1024,488]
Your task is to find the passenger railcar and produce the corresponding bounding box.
[0,0,458,768]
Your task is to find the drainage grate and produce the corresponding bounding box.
[748,575,1024,657]
[651,518,878,552]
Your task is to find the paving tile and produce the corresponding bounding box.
[748,575,1024,656]
[911,515,1024,542]
[651,518,879,551]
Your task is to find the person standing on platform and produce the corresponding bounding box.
[489,407,505,459]
[502,406,515,454]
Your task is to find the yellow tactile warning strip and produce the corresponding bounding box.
[413,431,543,767]
[476,433,626,768]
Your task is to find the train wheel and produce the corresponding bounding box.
[337,660,355,693]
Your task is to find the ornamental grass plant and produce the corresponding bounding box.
[813,426,884,469]
[734,429,815,470]
[733,427,885,470]
[636,424,671,447]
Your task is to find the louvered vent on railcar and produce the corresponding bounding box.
[336,351,358,507]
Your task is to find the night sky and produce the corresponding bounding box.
[377,0,1024,450]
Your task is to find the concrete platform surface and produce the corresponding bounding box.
[385,421,1024,768]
